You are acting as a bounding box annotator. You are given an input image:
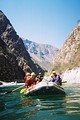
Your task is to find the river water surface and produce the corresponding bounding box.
[0,83,80,120]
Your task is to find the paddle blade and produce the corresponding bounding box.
[20,88,26,93]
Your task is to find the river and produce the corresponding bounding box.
[0,83,80,120]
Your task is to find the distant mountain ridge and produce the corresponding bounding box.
[23,39,59,70]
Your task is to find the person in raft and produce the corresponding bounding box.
[52,71,62,85]
[24,72,36,90]
[36,72,43,83]
[49,74,55,82]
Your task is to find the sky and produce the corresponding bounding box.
[0,0,80,48]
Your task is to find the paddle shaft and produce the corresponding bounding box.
[5,84,25,94]
[12,85,25,92]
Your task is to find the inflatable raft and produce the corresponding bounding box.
[24,82,65,96]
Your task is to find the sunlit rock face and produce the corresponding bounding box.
[52,23,80,72]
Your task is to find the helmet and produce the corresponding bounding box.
[31,72,36,76]
[51,74,54,77]
[26,72,30,76]
[52,71,56,74]
[39,72,41,75]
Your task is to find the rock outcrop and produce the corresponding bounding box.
[52,23,80,73]
[0,37,24,82]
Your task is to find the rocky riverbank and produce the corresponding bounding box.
[62,67,80,83]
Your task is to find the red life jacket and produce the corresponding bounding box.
[25,76,36,87]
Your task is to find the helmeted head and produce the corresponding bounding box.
[26,72,30,76]
[52,71,56,74]
[51,74,54,77]
[31,72,36,77]
[52,71,57,76]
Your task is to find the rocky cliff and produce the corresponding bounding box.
[0,10,44,82]
[23,39,59,70]
[0,36,25,82]
[51,23,80,73]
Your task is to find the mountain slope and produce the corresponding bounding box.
[23,39,59,70]
[51,23,80,73]
[0,10,44,81]
[0,36,25,82]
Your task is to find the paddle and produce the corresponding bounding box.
[4,85,25,94]
[20,88,26,93]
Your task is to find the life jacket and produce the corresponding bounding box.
[25,76,36,87]
[56,75,62,85]
[50,78,55,82]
